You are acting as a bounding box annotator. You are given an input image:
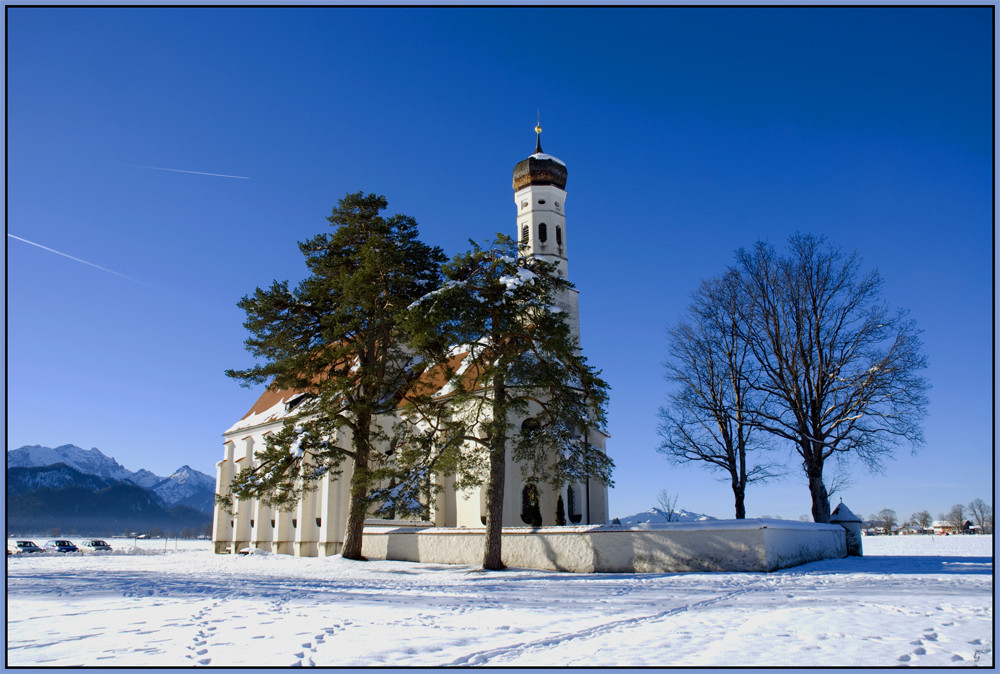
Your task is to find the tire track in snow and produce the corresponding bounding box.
[446,586,753,666]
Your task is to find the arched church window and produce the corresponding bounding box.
[568,485,582,524]
[556,226,562,246]
[521,417,540,436]
[521,483,542,526]
[539,223,547,243]
[521,224,529,244]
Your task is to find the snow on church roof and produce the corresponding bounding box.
[225,388,304,435]
[224,350,489,436]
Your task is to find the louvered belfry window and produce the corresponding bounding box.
[539,223,547,242]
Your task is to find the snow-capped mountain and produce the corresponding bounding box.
[151,465,217,514]
[8,444,135,482]
[7,445,215,514]
[129,468,165,490]
[7,463,121,496]
[616,508,717,525]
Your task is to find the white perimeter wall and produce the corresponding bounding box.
[361,520,847,573]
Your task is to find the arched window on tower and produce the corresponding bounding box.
[556,226,562,246]
[521,224,529,244]
[521,483,541,526]
[539,223,547,243]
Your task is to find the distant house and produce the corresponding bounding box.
[895,525,932,536]
[930,520,972,535]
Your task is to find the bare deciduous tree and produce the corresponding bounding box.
[659,271,779,519]
[656,489,680,522]
[967,498,993,534]
[876,508,898,533]
[912,510,932,529]
[736,234,929,523]
[944,504,966,532]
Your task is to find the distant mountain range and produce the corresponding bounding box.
[6,445,216,535]
[616,508,717,525]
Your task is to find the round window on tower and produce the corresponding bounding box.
[538,199,546,205]
[539,223,547,243]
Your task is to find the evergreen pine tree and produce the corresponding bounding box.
[222,192,445,560]
[402,234,612,570]
[556,494,566,526]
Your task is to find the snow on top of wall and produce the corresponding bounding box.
[603,518,844,533]
[364,518,845,536]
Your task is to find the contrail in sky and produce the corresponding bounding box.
[7,234,154,288]
[128,164,250,179]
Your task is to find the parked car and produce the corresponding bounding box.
[43,540,80,553]
[10,540,44,554]
[78,539,112,552]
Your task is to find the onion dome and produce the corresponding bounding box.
[512,123,567,191]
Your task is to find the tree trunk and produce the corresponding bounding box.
[735,437,747,519]
[732,480,746,520]
[341,415,372,560]
[482,370,507,571]
[806,463,831,523]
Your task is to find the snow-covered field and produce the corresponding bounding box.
[6,535,992,667]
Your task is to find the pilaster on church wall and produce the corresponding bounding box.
[273,508,294,555]
[294,451,320,557]
[212,441,236,550]
[453,482,481,528]
[337,453,354,548]
[232,451,253,551]
[318,429,346,556]
[251,494,274,551]
[433,473,457,527]
[503,432,523,527]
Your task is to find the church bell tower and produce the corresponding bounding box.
[512,123,580,339]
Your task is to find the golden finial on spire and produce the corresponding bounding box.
[534,111,543,154]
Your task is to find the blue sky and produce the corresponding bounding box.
[6,6,993,522]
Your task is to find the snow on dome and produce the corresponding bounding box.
[529,152,565,166]
[512,151,568,191]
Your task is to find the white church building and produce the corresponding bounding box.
[213,130,610,557]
